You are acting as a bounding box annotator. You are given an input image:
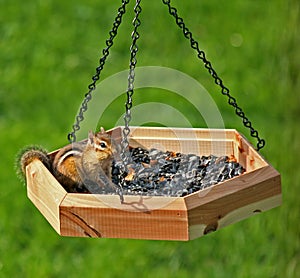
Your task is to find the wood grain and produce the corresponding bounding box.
[26,159,67,233]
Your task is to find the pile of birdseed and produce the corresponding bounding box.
[111,147,245,197]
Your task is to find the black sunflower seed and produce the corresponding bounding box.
[111,147,245,197]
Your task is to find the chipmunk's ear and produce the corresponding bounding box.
[87,130,95,145]
[99,127,106,134]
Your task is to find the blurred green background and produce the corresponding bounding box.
[1,0,299,277]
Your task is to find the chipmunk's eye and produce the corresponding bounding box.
[99,142,107,149]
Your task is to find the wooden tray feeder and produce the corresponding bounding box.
[24,1,281,241]
[26,126,281,240]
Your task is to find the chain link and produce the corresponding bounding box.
[120,0,142,166]
[67,0,130,143]
[162,0,265,151]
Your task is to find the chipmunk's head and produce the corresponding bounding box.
[87,129,113,160]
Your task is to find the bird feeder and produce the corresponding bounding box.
[24,0,281,240]
[26,126,281,240]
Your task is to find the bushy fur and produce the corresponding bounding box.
[15,145,50,182]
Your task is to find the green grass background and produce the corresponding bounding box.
[1,0,299,277]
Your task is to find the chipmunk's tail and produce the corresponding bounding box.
[15,145,51,182]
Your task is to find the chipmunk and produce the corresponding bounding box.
[17,128,120,196]
[52,129,116,193]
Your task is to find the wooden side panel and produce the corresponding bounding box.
[60,195,189,240]
[129,126,236,140]
[233,131,268,171]
[130,138,234,157]
[26,159,67,234]
[129,126,238,157]
[186,165,281,240]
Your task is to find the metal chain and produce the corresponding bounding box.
[67,0,130,143]
[120,0,142,166]
[161,0,265,151]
